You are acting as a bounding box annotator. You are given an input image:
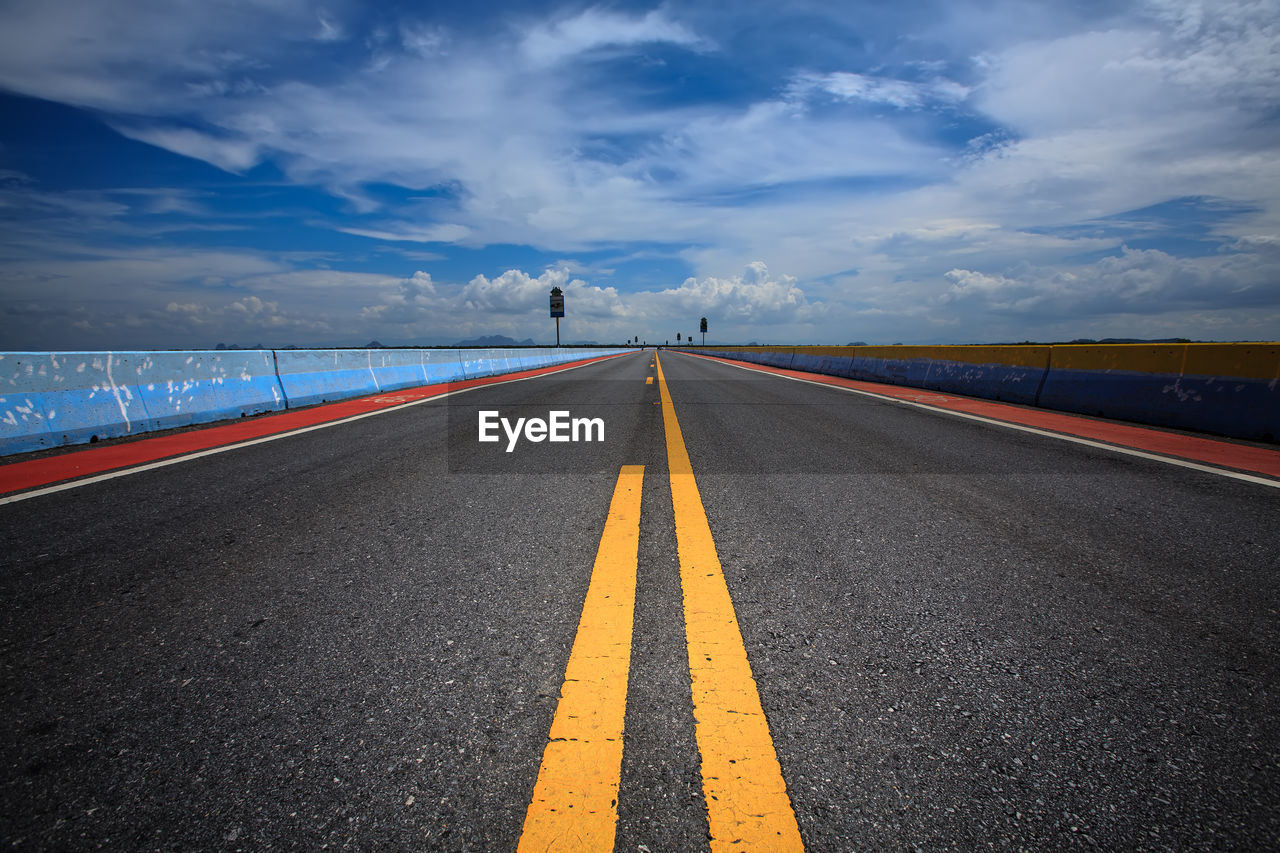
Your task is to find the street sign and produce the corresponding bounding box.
[550,293,565,318]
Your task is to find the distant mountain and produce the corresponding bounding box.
[452,334,537,347]
[988,337,1197,345]
[1095,337,1193,344]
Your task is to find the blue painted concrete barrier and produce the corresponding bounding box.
[918,360,1047,405]
[367,348,462,391]
[676,343,1279,443]
[1,347,628,457]
[695,346,1050,405]
[459,348,513,380]
[274,349,427,408]
[134,350,285,431]
[1037,344,1280,443]
[0,350,285,455]
[271,347,626,409]
[1037,366,1280,439]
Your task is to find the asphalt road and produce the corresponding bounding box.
[2,349,1277,850]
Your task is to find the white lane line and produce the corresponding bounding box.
[674,352,1280,490]
[0,354,633,506]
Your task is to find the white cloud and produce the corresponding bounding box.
[649,99,948,196]
[1232,235,1280,254]
[942,268,1021,299]
[789,71,970,109]
[165,301,211,323]
[520,8,704,66]
[939,245,1280,319]
[460,268,569,314]
[400,23,448,57]
[340,261,818,344]
[315,11,345,43]
[338,223,474,244]
[0,0,338,113]
[649,261,815,321]
[1138,0,1280,99]
[109,124,263,174]
[457,268,626,320]
[229,295,274,317]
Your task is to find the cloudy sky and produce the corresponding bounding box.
[1,0,1278,349]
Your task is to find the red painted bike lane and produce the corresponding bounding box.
[0,353,626,498]
[682,351,1280,481]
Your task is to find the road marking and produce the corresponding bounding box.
[678,351,1280,490]
[519,465,644,852]
[645,377,654,385]
[655,354,805,852]
[0,353,631,506]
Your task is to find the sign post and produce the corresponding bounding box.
[549,287,565,347]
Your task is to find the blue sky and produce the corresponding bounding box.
[0,0,1278,349]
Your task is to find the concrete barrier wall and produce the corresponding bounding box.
[270,347,627,408]
[1038,344,1280,441]
[459,348,512,380]
[696,344,1050,404]
[0,350,286,455]
[678,343,1280,442]
[1,347,628,456]
[275,349,397,408]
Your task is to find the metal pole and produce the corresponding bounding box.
[555,317,560,347]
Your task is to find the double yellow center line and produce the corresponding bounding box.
[519,353,803,851]
[518,465,644,850]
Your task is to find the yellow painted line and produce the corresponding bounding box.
[518,465,644,853]
[654,354,804,851]
[645,376,654,385]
